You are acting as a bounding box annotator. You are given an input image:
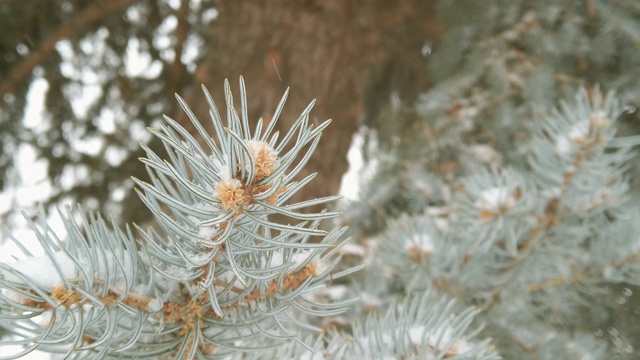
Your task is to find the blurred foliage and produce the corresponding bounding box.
[340,1,640,358]
[0,0,214,227]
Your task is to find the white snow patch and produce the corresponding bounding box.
[340,129,365,200]
[408,324,474,356]
[187,251,213,267]
[568,121,590,142]
[164,265,195,281]
[361,292,382,309]
[409,325,427,345]
[269,251,284,268]
[147,298,163,313]
[556,135,572,155]
[324,285,348,301]
[197,225,217,240]
[291,250,313,268]
[475,186,516,211]
[556,121,590,155]
[218,269,246,291]
[2,249,137,304]
[339,242,366,257]
[299,352,326,360]
[469,144,502,167]
[211,154,232,182]
[407,233,433,253]
[2,251,76,289]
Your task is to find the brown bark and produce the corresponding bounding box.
[176,0,442,215]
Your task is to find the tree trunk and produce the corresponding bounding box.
[176,0,442,217]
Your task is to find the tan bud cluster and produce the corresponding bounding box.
[247,140,278,180]
[215,179,245,212]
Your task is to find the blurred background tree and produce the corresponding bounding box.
[0,0,440,230]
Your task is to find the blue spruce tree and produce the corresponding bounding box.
[3,1,640,359]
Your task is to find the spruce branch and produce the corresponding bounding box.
[0,78,357,359]
[252,291,500,360]
[363,86,640,358]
